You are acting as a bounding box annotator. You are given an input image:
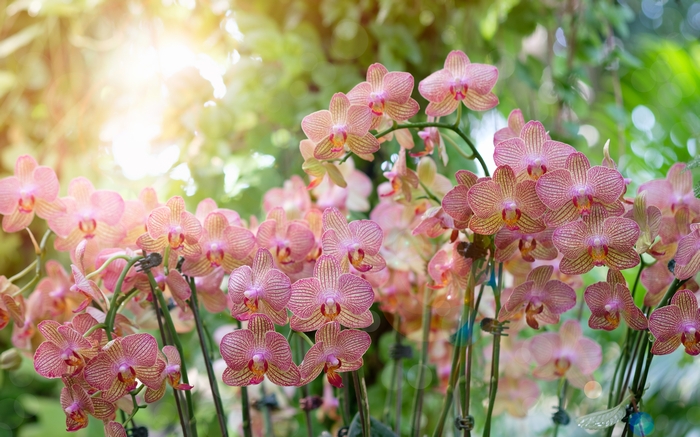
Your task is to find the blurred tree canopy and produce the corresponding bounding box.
[1,0,699,436]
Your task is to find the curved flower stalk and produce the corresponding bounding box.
[494,120,574,181]
[321,207,385,273]
[0,155,61,233]
[584,269,647,331]
[219,314,300,386]
[229,248,291,325]
[288,255,374,331]
[418,50,499,116]
[535,152,625,226]
[498,265,576,329]
[530,319,602,388]
[299,321,371,387]
[649,290,700,356]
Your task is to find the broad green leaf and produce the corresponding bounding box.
[348,413,397,437]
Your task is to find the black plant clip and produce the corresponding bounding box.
[480,317,509,336]
[455,415,474,431]
[337,426,349,437]
[127,426,149,437]
[135,252,163,274]
[252,393,279,411]
[667,259,676,274]
[389,343,413,360]
[620,404,635,423]
[552,406,570,426]
[300,395,323,411]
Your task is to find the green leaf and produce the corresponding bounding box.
[347,413,397,437]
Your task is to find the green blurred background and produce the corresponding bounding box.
[1,0,700,436]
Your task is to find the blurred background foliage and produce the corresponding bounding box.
[1,0,700,436]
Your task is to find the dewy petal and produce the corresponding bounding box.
[336,329,371,362]
[465,63,498,94]
[348,220,383,255]
[220,330,255,370]
[462,91,498,111]
[418,69,452,102]
[536,169,573,210]
[302,110,333,143]
[588,166,625,204]
[288,278,322,319]
[425,97,460,117]
[338,273,374,314]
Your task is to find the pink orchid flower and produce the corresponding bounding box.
[380,148,419,201]
[229,248,292,325]
[145,346,194,403]
[34,260,81,317]
[104,421,128,437]
[301,92,379,161]
[321,207,385,273]
[493,109,527,146]
[498,265,576,329]
[412,116,447,165]
[673,223,700,280]
[628,192,662,255]
[552,206,640,275]
[441,170,480,229]
[427,243,472,302]
[312,157,373,214]
[194,269,228,314]
[257,207,315,274]
[467,165,546,235]
[164,270,193,315]
[0,277,24,331]
[412,206,465,238]
[299,321,371,387]
[219,314,300,386]
[418,50,499,116]
[530,319,602,388]
[137,196,202,257]
[49,177,125,252]
[649,289,700,356]
[288,255,374,331]
[535,152,626,226]
[119,187,162,247]
[638,163,700,216]
[60,382,115,431]
[584,269,648,331]
[83,333,164,402]
[182,212,255,277]
[493,375,540,418]
[195,198,243,226]
[641,260,676,307]
[347,63,419,128]
[70,265,105,313]
[494,228,558,262]
[34,320,98,378]
[263,175,312,220]
[0,155,61,233]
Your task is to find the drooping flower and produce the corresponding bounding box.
[584,269,648,331]
[0,155,62,233]
[69,265,105,313]
[638,163,700,216]
[219,314,300,386]
[229,248,292,325]
[136,196,202,257]
[649,289,700,356]
[467,165,546,235]
[673,224,700,280]
[530,320,602,388]
[552,206,640,275]
[493,109,527,146]
[256,207,315,274]
[182,212,255,277]
[288,255,374,331]
[34,320,98,378]
[441,170,480,228]
[60,379,116,432]
[321,207,385,273]
[498,265,576,329]
[418,50,499,116]
[0,277,24,331]
[301,92,380,161]
[83,333,164,402]
[347,63,419,128]
[412,117,447,165]
[299,321,371,387]
[49,177,125,253]
[380,148,419,201]
[144,346,194,403]
[494,228,558,262]
[535,152,626,226]
[493,120,574,182]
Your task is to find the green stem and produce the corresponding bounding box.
[85,254,131,280]
[375,121,489,176]
[8,259,38,283]
[106,257,143,341]
[295,331,315,348]
[188,278,228,437]
[410,286,433,437]
[241,386,253,437]
[418,180,441,204]
[483,263,504,437]
[82,323,106,338]
[553,379,569,437]
[630,257,645,300]
[352,370,371,437]
[463,263,487,437]
[260,383,275,437]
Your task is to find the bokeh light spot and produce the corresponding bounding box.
[584,380,602,398]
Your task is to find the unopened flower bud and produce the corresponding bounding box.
[0,348,22,371]
[417,157,436,186]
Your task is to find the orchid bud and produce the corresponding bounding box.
[0,348,22,371]
[417,157,437,186]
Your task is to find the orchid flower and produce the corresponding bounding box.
[195,198,243,226]
[60,382,115,431]
[498,265,576,329]
[288,255,374,331]
[493,109,527,146]
[83,333,164,402]
[347,63,419,128]
[312,157,373,214]
[104,422,128,437]
[427,243,472,303]
[263,175,312,220]
[257,207,315,274]
[301,92,380,161]
[649,290,700,356]
[34,260,81,317]
[629,192,662,255]
[69,265,104,313]
[418,50,498,116]
[33,319,97,378]
[194,269,228,314]
[145,346,194,403]
[321,207,385,273]
[552,206,640,275]
[412,117,447,165]
[441,170,480,229]
[182,212,255,277]
[467,165,546,235]
[535,152,626,226]
[584,269,648,331]
[494,228,558,262]
[530,319,602,388]
[229,248,292,325]
[380,148,419,201]
[493,375,540,418]
[0,277,24,331]
[299,321,371,387]
[673,223,700,280]
[638,163,700,216]
[0,155,61,233]
[136,196,202,257]
[219,314,300,386]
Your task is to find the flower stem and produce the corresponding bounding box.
[85,253,131,280]
[353,369,371,437]
[106,256,143,341]
[418,180,441,204]
[483,263,504,437]
[410,285,433,437]
[296,335,314,437]
[188,278,228,437]
[241,386,253,437]
[8,259,38,283]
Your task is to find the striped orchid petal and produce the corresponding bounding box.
[649,290,700,356]
[584,270,647,331]
[322,207,385,273]
[674,224,700,280]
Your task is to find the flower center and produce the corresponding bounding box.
[501,201,522,230]
[78,216,97,238]
[18,189,35,213]
[168,226,185,250]
[368,91,387,116]
[587,237,608,266]
[554,357,571,376]
[449,78,468,100]
[117,364,138,391]
[166,364,182,387]
[525,302,544,329]
[324,355,344,388]
[321,297,341,322]
[248,353,268,384]
[348,246,369,272]
[243,287,260,312]
[526,158,547,180]
[519,236,538,260]
[603,303,621,328]
[206,243,225,267]
[329,125,348,152]
[572,187,593,215]
[65,401,88,430]
[60,350,85,374]
[276,243,293,265]
[681,327,700,356]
